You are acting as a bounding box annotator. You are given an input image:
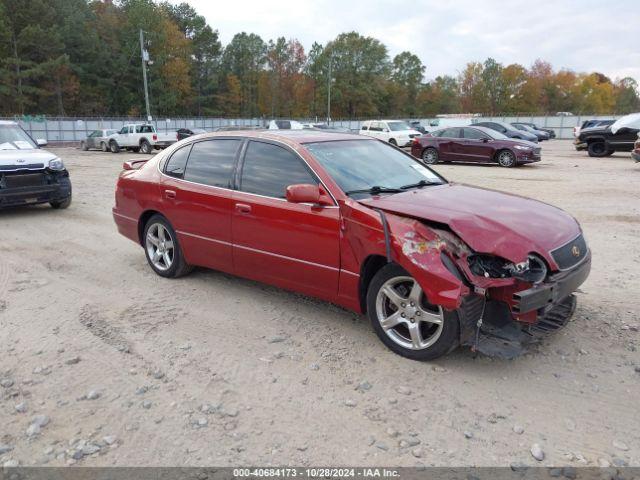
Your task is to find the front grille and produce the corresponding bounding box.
[551,233,587,270]
[3,173,46,188]
[0,163,45,171]
[409,134,420,138]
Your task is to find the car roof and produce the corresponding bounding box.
[0,120,18,126]
[193,129,369,145]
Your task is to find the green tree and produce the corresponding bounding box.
[221,32,266,116]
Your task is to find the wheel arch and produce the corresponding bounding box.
[139,137,151,146]
[138,209,163,245]
[359,254,388,313]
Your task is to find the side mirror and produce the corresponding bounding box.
[286,183,333,206]
[36,138,48,147]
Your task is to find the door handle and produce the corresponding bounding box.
[164,189,176,200]
[235,203,251,214]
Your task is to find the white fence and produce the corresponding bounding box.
[2,114,623,142]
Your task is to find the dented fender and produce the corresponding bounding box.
[383,214,471,310]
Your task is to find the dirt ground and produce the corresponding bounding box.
[0,141,639,468]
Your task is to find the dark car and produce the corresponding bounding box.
[518,122,556,139]
[0,121,72,209]
[575,114,640,157]
[512,123,550,141]
[411,126,541,167]
[408,121,427,134]
[573,119,614,138]
[474,121,538,143]
[113,130,589,360]
[177,128,207,141]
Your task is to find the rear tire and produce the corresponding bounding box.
[367,263,459,361]
[143,215,193,278]
[109,141,120,153]
[140,140,152,154]
[100,142,108,152]
[587,141,607,157]
[422,147,439,164]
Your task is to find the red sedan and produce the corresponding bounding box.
[411,126,541,167]
[113,131,589,360]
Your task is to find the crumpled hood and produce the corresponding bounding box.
[0,148,57,167]
[359,183,580,265]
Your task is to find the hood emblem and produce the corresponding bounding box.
[571,245,581,257]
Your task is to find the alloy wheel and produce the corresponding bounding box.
[375,276,444,350]
[498,150,515,167]
[145,223,174,271]
[422,148,438,164]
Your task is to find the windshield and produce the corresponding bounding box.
[306,140,445,197]
[387,121,412,131]
[0,125,37,150]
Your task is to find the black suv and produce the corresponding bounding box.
[575,116,639,157]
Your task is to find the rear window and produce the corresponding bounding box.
[164,145,191,179]
[183,139,241,187]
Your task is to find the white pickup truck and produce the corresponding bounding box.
[107,124,177,154]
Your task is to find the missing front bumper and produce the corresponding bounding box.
[459,294,578,359]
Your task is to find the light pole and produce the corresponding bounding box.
[326,53,333,124]
[139,29,151,122]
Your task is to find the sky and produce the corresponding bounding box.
[177,0,639,84]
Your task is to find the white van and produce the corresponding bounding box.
[359,120,421,147]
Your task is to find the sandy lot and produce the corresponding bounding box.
[0,141,638,468]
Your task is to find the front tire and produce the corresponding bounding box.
[497,149,516,167]
[109,141,120,153]
[422,147,439,164]
[51,195,72,209]
[587,141,607,157]
[388,138,397,146]
[366,263,459,361]
[143,215,192,278]
[80,141,88,151]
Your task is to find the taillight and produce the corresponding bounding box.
[412,137,420,146]
[153,134,157,141]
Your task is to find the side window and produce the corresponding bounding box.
[164,145,191,179]
[240,142,317,199]
[463,128,486,139]
[441,128,460,138]
[119,126,128,134]
[361,124,369,131]
[183,139,241,187]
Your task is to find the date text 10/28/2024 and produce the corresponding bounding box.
[233,469,400,478]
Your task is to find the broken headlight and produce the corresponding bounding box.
[468,253,547,284]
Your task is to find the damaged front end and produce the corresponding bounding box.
[383,213,591,359]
